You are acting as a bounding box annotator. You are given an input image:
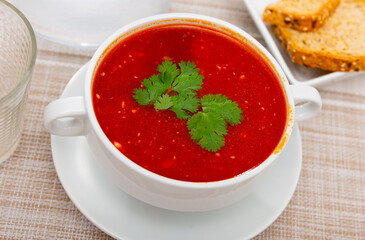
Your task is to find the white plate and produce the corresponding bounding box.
[51,64,303,240]
[242,0,365,86]
[8,0,171,48]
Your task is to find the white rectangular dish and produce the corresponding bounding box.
[242,0,364,86]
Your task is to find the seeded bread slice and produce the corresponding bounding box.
[272,0,365,72]
[263,0,340,31]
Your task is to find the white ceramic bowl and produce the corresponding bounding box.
[44,13,321,211]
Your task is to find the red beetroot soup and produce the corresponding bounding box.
[92,24,287,182]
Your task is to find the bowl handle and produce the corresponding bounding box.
[44,96,88,136]
[290,85,322,121]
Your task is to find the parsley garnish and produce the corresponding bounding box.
[133,60,243,152]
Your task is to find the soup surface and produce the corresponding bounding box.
[92,24,287,182]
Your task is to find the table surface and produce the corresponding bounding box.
[1,0,364,239]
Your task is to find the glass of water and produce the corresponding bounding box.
[0,0,36,164]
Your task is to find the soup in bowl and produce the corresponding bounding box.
[44,13,321,211]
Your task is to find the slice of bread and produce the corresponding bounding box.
[263,0,340,31]
[272,0,365,72]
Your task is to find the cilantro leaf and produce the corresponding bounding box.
[179,61,200,75]
[170,108,190,120]
[201,94,243,126]
[133,60,202,115]
[158,60,180,86]
[173,74,203,96]
[133,60,244,153]
[133,88,150,106]
[187,94,242,151]
[155,94,174,110]
[171,95,200,119]
[133,74,169,105]
[172,61,203,96]
[187,111,227,152]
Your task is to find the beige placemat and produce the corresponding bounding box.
[1,0,364,239]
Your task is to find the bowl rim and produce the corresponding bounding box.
[84,12,295,189]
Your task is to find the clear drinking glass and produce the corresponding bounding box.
[0,0,36,164]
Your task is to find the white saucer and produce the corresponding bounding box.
[51,64,302,240]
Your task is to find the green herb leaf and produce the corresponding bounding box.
[171,94,200,119]
[158,60,180,86]
[133,88,150,106]
[179,61,200,75]
[133,74,169,105]
[187,111,227,152]
[155,94,174,110]
[133,60,244,152]
[172,61,203,96]
[201,94,243,126]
